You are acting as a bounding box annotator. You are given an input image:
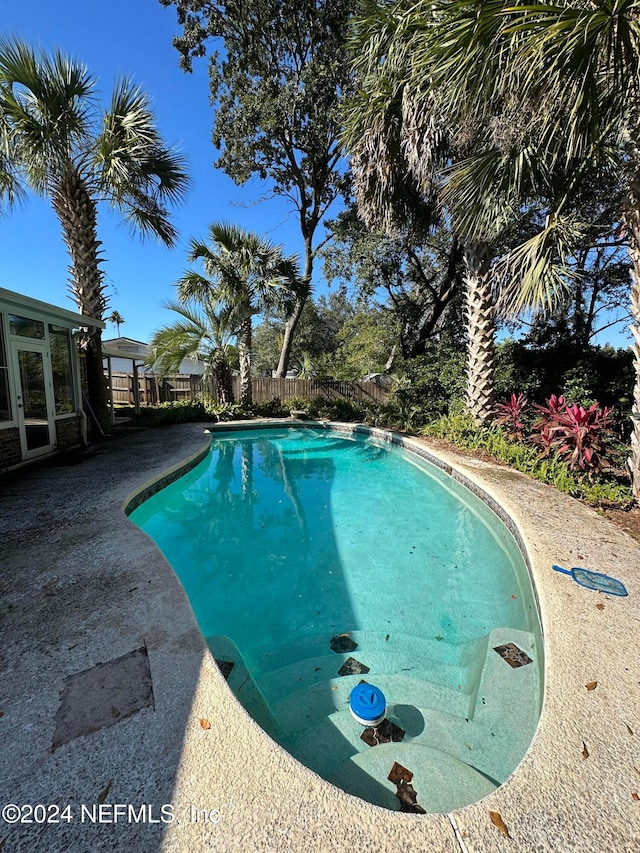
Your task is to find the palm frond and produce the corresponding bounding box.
[118,193,179,246]
[0,110,25,211]
[502,0,640,161]
[179,221,302,317]
[0,38,95,191]
[96,77,189,244]
[495,213,585,316]
[148,296,240,378]
[176,269,222,304]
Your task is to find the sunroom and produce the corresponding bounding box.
[0,288,105,469]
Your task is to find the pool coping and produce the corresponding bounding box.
[1,419,638,852]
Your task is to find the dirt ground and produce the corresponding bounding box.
[601,505,640,542]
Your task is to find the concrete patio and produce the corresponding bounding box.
[0,421,638,852]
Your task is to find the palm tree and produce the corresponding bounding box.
[343,4,499,424]
[0,38,189,433]
[177,222,302,406]
[147,298,239,404]
[107,310,125,337]
[390,0,640,498]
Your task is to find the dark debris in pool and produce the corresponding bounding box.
[338,656,369,676]
[388,761,412,784]
[396,780,427,814]
[215,660,235,679]
[360,718,405,746]
[387,763,426,813]
[493,643,532,668]
[330,634,358,654]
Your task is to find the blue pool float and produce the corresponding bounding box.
[349,683,387,726]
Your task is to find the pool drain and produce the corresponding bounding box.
[349,683,386,727]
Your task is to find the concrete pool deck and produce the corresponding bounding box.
[0,420,638,852]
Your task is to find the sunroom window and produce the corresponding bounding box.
[0,316,10,421]
[9,314,45,339]
[49,325,75,414]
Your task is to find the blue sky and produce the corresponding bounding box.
[0,0,315,344]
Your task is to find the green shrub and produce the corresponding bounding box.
[315,398,371,422]
[282,396,321,417]
[133,400,211,426]
[422,412,633,508]
[494,339,634,416]
[389,349,466,428]
[250,397,289,417]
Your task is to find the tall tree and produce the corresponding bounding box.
[0,38,189,433]
[343,3,500,423]
[322,202,464,359]
[148,299,239,403]
[252,297,342,378]
[176,221,302,405]
[159,0,352,376]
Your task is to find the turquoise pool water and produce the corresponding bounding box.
[130,427,543,812]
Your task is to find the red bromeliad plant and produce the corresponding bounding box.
[529,420,557,459]
[551,402,614,475]
[529,394,567,458]
[530,395,614,476]
[494,393,528,441]
[533,394,567,420]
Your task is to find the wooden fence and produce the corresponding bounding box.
[108,372,389,406]
[109,372,192,406]
[196,376,389,404]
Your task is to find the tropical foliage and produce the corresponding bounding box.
[530,395,615,475]
[341,3,502,425]
[175,222,302,405]
[424,409,632,508]
[494,393,529,443]
[147,299,240,404]
[339,0,640,502]
[0,37,189,432]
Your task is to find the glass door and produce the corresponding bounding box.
[12,343,56,458]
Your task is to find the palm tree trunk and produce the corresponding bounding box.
[464,243,495,425]
[627,218,640,502]
[238,315,253,407]
[51,166,109,435]
[213,358,235,404]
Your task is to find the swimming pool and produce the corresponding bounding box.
[129,425,543,813]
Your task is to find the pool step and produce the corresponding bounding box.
[270,669,478,733]
[204,635,284,739]
[280,626,541,787]
[208,625,542,809]
[253,646,485,710]
[285,686,535,789]
[248,630,489,718]
[245,629,488,675]
[471,626,542,735]
[327,742,498,813]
